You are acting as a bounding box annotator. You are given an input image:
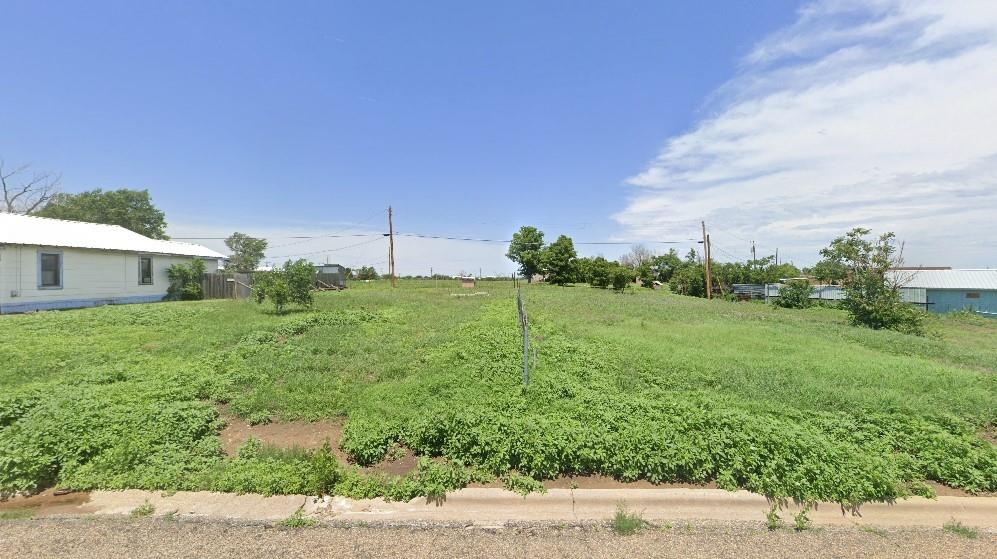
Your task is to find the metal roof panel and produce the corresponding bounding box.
[0,213,225,259]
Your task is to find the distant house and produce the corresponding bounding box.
[0,213,224,314]
[891,269,997,315]
[460,276,476,288]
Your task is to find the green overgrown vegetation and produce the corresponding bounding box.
[1,282,994,508]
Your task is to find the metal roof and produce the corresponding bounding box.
[0,213,225,259]
[891,269,997,290]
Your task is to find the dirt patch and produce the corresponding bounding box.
[219,415,352,463]
[0,489,95,517]
[980,427,996,445]
[924,480,996,498]
[218,412,420,477]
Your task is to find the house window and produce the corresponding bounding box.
[966,292,980,299]
[139,256,154,285]
[38,251,63,289]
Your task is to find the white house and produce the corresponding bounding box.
[0,213,225,314]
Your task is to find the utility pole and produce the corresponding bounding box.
[775,248,779,266]
[751,241,756,262]
[387,206,396,288]
[701,221,712,300]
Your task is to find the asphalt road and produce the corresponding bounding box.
[2,518,994,559]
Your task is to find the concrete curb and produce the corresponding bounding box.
[314,488,997,529]
[20,488,996,530]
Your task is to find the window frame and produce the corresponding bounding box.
[138,255,155,286]
[37,250,64,290]
[965,292,980,299]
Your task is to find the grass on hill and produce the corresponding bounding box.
[1,280,994,507]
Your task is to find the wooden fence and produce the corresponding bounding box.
[201,271,343,300]
[201,273,253,300]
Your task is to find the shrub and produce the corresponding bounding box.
[166,259,205,301]
[774,280,813,309]
[255,259,314,313]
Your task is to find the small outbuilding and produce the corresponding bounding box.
[0,213,224,314]
[314,263,346,288]
[460,276,476,288]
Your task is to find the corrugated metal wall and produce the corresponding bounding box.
[926,289,997,314]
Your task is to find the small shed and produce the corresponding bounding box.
[313,263,345,289]
[460,276,476,288]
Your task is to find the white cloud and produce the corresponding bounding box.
[616,1,997,267]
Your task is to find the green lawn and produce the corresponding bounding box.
[1,282,994,506]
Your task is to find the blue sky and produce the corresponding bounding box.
[3,1,995,274]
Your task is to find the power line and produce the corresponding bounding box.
[394,233,696,245]
[267,236,385,259]
[268,209,385,249]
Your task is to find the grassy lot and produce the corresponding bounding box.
[1,281,994,506]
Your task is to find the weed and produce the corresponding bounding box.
[942,519,978,539]
[793,506,812,532]
[859,525,888,538]
[612,503,646,536]
[130,500,155,518]
[163,510,178,522]
[0,508,35,520]
[765,505,782,531]
[279,508,317,528]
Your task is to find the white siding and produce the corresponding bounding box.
[0,245,218,312]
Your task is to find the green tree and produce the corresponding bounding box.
[224,232,268,273]
[611,264,634,292]
[820,228,924,334]
[587,257,612,288]
[649,249,683,283]
[36,188,168,238]
[669,265,705,297]
[506,226,545,283]
[810,258,848,284]
[355,266,379,280]
[542,235,577,285]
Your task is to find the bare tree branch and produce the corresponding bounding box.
[0,159,61,214]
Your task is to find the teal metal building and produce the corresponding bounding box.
[895,269,997,316]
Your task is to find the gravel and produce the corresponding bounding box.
[1,517,994,558]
